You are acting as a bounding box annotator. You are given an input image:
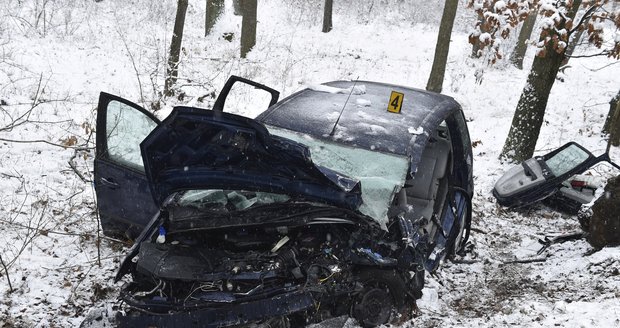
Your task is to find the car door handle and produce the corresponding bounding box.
[100,177,120,189]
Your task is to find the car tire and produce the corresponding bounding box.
[352,269,408,327]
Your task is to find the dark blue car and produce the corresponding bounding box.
[94,76,473,327]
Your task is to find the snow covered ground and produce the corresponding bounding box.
[1,0,618,327]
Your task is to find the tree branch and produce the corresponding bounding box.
[565,51,610,58]
[569,4,600,35]
[0,137,94,150]
[0,253,13,292]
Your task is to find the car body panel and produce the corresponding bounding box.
[257,81,464,174]
[493,141,620,211]
[493,142,596,208]
[94,93,160,237]
[140,107,362,209]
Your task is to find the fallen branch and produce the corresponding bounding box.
[0,137,94,150]
[68,149,91,183]
[451,259,479,264]
[502,257,547,265]
[0,217,128,245]
[537,231,585,255]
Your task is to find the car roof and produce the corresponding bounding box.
[256,80,462,160]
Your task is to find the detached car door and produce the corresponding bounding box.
[95,93,160,238]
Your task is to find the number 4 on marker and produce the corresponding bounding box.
[387,91,404,113]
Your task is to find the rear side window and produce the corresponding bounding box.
[106,100,157,170]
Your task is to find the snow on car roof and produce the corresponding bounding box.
[257,80,462,161]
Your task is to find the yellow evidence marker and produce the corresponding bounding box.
[387,91,404,113]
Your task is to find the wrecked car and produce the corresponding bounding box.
[94,76,473,327]
[493,142,620,213]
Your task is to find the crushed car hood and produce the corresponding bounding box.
[140,107,363,209]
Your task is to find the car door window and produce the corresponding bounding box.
[106,100,157,170]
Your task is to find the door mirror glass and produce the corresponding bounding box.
[543,143,591,177]
[106,100,157,169]
[222,83,274,117]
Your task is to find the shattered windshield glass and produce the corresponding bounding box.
[268,126,409,226]
[178,190,290,212]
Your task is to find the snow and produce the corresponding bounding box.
[308,84,367,95]
[479,32,492,43]
[1,0,619,327]
[355,98,371,106]
[494,1,507,12]
[408,126,424,135]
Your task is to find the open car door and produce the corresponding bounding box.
[95,76,278,238]
[95,93,160,238]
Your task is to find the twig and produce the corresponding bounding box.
[43,255,122,271]
[0,253,13,292]
[68,149,90,183]
[581,61,619,72]
[80,135,104,267]
[0,137,94,150]
[569,4,600,35]
[502,257,547,264]
[451,259,479,264]
[0,74,43,133]
[565,51,610,59]
[537,231,585,255]
[115,20,145,107]
[0,217,128,245]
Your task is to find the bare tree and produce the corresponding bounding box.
[603,90,620,134]
[610,98,620,147]
[509,8,537,69]
[240,0,257,58]
[426,0,458,93]
[501,1,583,161]
[205,0,224,36]
[165,0,189,96]
[322,0,333,33]
[470,0,620,162]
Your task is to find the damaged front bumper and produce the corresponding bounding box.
[117,289,315,327]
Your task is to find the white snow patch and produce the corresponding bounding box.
[355,98,371,106]
[308,84,367,95]
[408,126,424,135]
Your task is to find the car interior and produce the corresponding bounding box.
[396,123,453,238]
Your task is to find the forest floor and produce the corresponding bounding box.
[1,1,619,327]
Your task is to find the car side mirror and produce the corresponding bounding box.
[603,138,620,171]
[541,142,595,177]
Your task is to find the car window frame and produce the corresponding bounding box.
[96,92,161,173]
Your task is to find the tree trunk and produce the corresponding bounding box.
[500,0,582,162]
[240,0,257,58]
[510,8,537,69]
[205,0,224,36]
[602,90,620,134]
[233,0,242,16]
[610,99,620,147]
[165,0,189,97]
[587,175,620,248]
[426,0,458,93]
[322,0,333,33]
